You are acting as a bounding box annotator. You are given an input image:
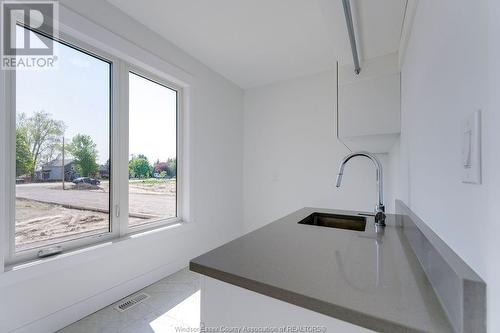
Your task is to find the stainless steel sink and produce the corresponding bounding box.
[298,213,366,231]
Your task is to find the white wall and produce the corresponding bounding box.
[0,1,244,332]
[243,70,396,232]
[396,0,500,331]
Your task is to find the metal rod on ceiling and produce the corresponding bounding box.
[342,0,361,75]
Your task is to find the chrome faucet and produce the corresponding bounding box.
[335,151,386,226]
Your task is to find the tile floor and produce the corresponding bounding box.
[58,268,201,333]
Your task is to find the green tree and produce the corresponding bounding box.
[129,155,152,178]
[166,158,176,178]
[16,129,33,176]
[67,134,99,177]
[17,111,65,176]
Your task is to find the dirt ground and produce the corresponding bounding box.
[15,179,176,252]
[15,199,110,251]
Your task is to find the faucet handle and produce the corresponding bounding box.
[375,203,385,213]
[375,211,386,227]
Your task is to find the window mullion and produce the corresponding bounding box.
[2,69,15,268]
[117,60,129,237]
[6,69,16,265]
[110,58,120,237]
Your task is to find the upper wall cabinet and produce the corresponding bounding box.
[338,52,401,153]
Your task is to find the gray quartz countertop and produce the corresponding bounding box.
[190,207,454,333]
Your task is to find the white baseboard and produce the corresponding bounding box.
[11,258,189,333]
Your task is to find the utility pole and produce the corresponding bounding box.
[62,136,65,190]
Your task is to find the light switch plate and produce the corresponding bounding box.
[461,110,481,184]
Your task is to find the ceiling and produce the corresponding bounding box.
[105,0,406,89]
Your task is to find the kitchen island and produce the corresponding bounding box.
[190,207,482,332]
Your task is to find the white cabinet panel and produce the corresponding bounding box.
[201,276,375,333]
[338,53,401,153]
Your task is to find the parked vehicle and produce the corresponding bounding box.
[72,177,101,185]
[15,176,28,184]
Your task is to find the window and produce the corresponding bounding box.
[5,25,183,264]
[128,72,178,227]
[14,26,112,253]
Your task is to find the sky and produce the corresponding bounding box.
[129,72,177,163]
[16,27,177,165]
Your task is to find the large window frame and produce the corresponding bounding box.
[125,66,183,234]
[3,26,183,265]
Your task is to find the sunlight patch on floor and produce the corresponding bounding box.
[149,290,201,332]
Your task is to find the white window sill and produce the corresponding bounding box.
[0,220,195,287]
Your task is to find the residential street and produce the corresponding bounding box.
[14,181,176,250]
[16,182,176,218]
